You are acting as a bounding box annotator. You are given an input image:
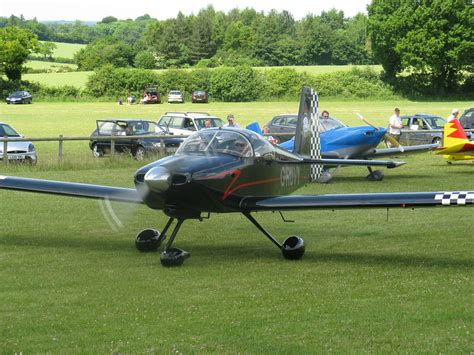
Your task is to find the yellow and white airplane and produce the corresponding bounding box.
[435,119,474,162]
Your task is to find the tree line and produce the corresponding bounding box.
[0,7,372,69]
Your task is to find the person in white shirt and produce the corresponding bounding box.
[223,114,240,128]
[388,108,403,144]
[447,108,459,122]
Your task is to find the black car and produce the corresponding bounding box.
[89,119,183,160]
[6,91,33,104]
[192,90,209,103]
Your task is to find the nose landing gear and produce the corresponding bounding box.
[135,217,190,267]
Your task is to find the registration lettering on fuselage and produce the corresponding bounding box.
[280,165,301,187]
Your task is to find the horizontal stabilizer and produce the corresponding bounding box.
[0,176,143,204]
[368,143,438,158]
[242,191,474,211]
[278,158,405,169]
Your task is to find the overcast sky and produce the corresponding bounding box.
[1,0,371,22]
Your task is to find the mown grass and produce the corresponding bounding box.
[40,41,86,59]
[0,100,472,353]
[25,61,77,71]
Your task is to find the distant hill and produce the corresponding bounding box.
[40,20,97,26]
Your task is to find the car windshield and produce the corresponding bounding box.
[194,91,206,95]
[127,121,162,135]
[170,91,181,95]
[0,124,20,137]
[176,130,253,157]
[11,91,23,96]
[423,116,446,129]
[194,118,224,129]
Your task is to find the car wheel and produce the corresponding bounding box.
[91,144,104,158]
[432,137,441,145]
[134,146,146,160]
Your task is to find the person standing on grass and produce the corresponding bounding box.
[388,107,403,145]
[447,108,459,122]
[224,114,240,128]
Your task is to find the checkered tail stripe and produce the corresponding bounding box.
[309,89,321,181]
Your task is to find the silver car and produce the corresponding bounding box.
[167,90,184,103]
[0,122,37,164]
[399,114,446,146]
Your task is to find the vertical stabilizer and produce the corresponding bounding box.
[443,119,469,147]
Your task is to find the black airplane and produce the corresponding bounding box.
[1,87,473,267]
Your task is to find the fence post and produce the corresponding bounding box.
[160,138,166,156]
[3,136,8,166]
[110,138,115,157]
[58,135,63,162]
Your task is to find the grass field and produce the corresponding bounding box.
[25,60,77,71]
[0,100,472,352]
[40,41,86,59]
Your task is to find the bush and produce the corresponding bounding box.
[262,68,308,99]
[307,69,395,99]
[134,51,156,69]
[86,65,159,97]
[210,66,263,102]
[157,69,191,95]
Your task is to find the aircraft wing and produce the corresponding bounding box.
[0,176,143,204]
[365,143,438,158]
[279,158,405,169]
[241,191,474,211]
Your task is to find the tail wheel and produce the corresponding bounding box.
[134,146,146,160]
[92,144,104,158]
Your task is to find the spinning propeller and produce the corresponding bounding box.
[356,113,404,152]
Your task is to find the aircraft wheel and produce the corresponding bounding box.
[367,170,384,181]
[281,236,305,260]
[316,171,332,183]
[160,248,190,267]
[135,229,163,252]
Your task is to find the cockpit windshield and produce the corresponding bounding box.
[176,129,254,157]
[318,117,346,132]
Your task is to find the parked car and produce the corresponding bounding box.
[6,91,32,104]
[167,90,184,103]
[0,122,37,164]
[89,119,183,160]
[399,114,446,145]
[264,114,346,142]
[459,108,474,139]
[192,90,209,103]
[157,112,224,136]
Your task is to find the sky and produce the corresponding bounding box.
[1,0,371,22]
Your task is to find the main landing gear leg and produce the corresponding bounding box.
[366,166,384,181]
[160,218,190,267]
[243,212,305,260]
[135,217,174,252]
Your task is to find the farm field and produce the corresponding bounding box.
[22,64,382,89]
[39,41,86,59]
[0,100,473,352]
[25,60,77,71]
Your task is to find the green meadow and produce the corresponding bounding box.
[40,41,86,59]
[0,100,472,352]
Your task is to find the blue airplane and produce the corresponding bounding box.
[247,117,437,182]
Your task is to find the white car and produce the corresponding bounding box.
[0,122,37,164]
[157,112,224,136]
[167,90,184,103]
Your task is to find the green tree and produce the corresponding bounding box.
[0,26,39,80]
[368,0,474,95]
[134,50,156,69]
[75,37,134,70]
[38,41,57,60]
